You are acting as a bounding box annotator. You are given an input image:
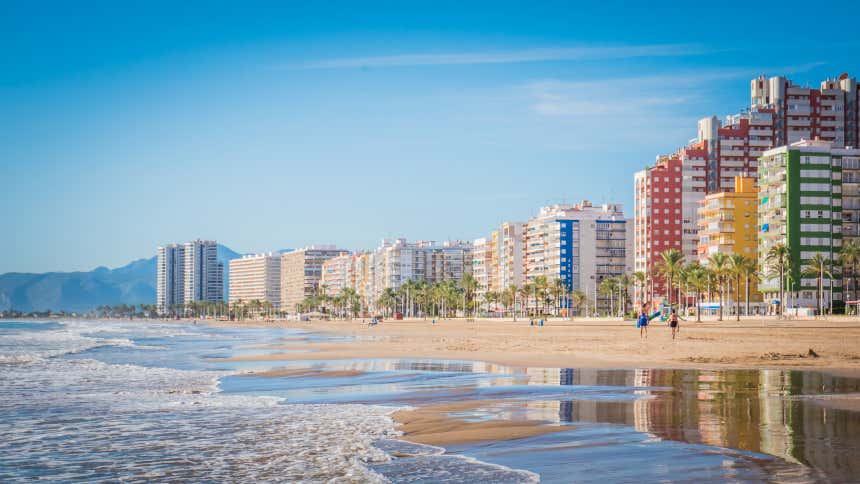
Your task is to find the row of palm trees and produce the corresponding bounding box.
[645,239,860,320]
[763,240,860,318]
[649,249,759,321]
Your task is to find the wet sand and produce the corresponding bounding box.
[391,400,567,446]
[237,368,365,378]
[219,317,860,376]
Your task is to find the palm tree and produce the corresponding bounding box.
[840,240,860,310]
[533,276,549,315]
[766,243,791,319]
[738,257,759,318]
[803,254,831,318]
[707,253,730,321]
[616,273,632,317]
[728,254,748,321]
[569,290,586,318]
[656,249,685,308]
[598,277,618,317]
[551,277,566,316]
[519,283,534,316]
[460,273,479,317]
[505,284,519,320]
[684,262,710,322]
[377,288,397,317]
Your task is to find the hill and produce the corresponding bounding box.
[0,244,251,313]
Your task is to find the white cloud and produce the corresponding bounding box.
[292,44,712,69]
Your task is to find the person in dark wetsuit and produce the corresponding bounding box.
[669,309,679,340]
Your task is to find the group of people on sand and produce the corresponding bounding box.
[636,305,679,340]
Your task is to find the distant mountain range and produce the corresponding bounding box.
[0,245,292,313]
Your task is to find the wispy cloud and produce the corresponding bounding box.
[292,44,713,70]
[527,62,828,117]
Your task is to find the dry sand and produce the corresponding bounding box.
[221,316,860,376]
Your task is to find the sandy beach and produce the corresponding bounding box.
[221,316,860,374]
[207,315,860,448]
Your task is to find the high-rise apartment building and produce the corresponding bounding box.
[758,140,860,308]
[697,176,763,308]
[634,155,685,301]
[280,246,348,313]
[473,222,525,306]
[182,239,223,305]
[472,237,493,302]
[751,74,860,148]
[156,239,224,314]
[156,244,184,313]
[496,222,525,292]
[320,252,370,297]
[697,176,759,261]
[633,74,859,303]
[369,238,473,305]
[524,201,632,311]
[228,253,281,309]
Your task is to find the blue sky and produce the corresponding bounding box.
[2,1,860,273]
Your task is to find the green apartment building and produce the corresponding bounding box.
[758,140,860,310]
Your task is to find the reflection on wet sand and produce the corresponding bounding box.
[550,368,860,480]
[227,357,860,481]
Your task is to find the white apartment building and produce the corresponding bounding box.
[182,239,223,305]
[524,201,633,312]
[228,253,282,309]
[156,244,184,313]
[370,238,473,304]
[156,239,224,314]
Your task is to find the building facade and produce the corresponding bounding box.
[156,244,184,313]
[280,246,349,313]
[697,176,763,307]
[369,238,473,307]
[182,239,223,305]
[634,155,685,301]
[758,140,859,308]
[156,239,224,314]
[524,201,632,312]
[228,253,281,309]
[698,176,759,261]
[751,74,860,148]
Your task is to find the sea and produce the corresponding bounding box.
[1,319,859,483]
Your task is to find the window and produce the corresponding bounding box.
[800,183,831,192]
[800,196,831,205]
[800,169,830,178]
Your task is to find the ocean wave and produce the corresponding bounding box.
[0,320,187,365]
[0,355,401,482]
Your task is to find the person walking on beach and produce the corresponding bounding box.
[636,306,649,339]
[668,309,679,340]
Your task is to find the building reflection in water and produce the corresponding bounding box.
[553,368,860,479]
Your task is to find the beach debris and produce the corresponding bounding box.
[760,350,820,360]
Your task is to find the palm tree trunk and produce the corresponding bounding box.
[718,278,724,321]
[736,277,741,322]
[696,289,702,322]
